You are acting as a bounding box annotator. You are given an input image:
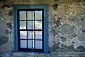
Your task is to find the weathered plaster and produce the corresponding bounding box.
[0,0,85,57]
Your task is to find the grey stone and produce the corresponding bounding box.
[60,36,66,42]
[72,33,77,37]
[82,29,85,33]
[78,33,85,41]
[56,18,61,27]
[5,30,9,34]
[77,46,85,52]
[53,4,58,10]
[7,22,13,29]
[61,24,73,34]
[0,36,9,46]
[1,53,9,57]
[8,10,13,16]
[0,20,7,36]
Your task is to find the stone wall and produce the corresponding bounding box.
[0,0,85,57]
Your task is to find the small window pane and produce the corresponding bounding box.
[35,31,42,39]
[35,41,42,49]
[28,40,32,48]
[20,21,26,29]
[19,11,26,20]
[33,40,34,49]
[35,21,42,29]
[35,11,42,20]
[20,31,27,39]
[20,40,27,48]
[28,31,34,39]
[27,11,34,20]
[27,21,34,29]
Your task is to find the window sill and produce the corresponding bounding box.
[12,51,50,54]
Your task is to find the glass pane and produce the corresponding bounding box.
[27,11,34,20]
[33,40,34,49]
[28,31,34,39]
[35,11,42,20]
[27,21,34,29]
[19,11,26,20]
[35,21,42,29]
[35,31,42,39]
[20,40,27,48]
[35,41,42,49]
[20,31,27,39]
[20,21,26,29]
[28,40,32,48]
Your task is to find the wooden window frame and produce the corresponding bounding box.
[13,4,48,53]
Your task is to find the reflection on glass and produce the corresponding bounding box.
[19,11,26,20]
[28,40,32,48]
[35,31,42,39]
[35,41,42,49]
[20,31,27,39]
[28,31,34,39]
[27,21,34,29]
[20,40,27,48]
[20,21,26,29]
[33,40,34,49]
[27,11,34,20]
[35,11,42,20]
[35,21,42,29]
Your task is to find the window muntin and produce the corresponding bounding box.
[18,9,44,52]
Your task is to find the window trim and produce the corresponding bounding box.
[13,4,48,53]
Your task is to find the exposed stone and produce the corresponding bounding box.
[60,36,66,42]
[53,4,58,10]
[56,18,61,27]
[2,5,10,9]
[60,44,77,52]
[0,36,9,46]
[0,19,8,41]
[51,43,79,52]
[81,18,83,21]
[34,55,38,57]
[51,27,57,36]
[51,42,60,52]
[61,24,72,34]
[5,30,9,34]
[78,33,85,41]
[7,22,13,29]
[1,53,9,57]
[69,18,75,21]
[72,33,77,37]
[77,46,85,52]
[8,10,13,16]
[82,29,85,33]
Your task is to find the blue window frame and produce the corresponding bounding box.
[13,4,48,53]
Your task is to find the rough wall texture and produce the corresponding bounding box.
[0,0,85,57]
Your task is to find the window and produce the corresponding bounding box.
[13,5,48,53]
[18,9,44,52]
